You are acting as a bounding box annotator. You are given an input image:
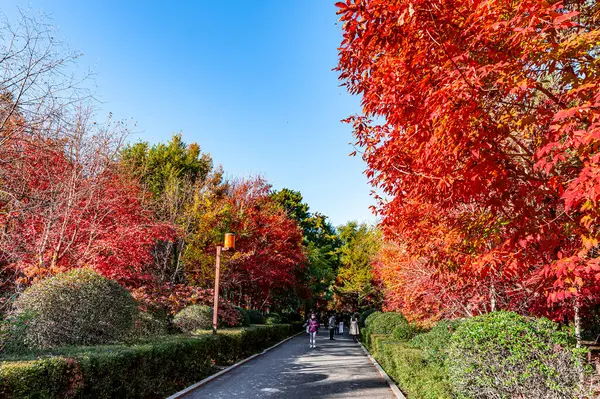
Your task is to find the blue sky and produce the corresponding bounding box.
[3,1,376,226]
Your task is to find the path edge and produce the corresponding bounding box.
[166,331,304,399]
[359,341,407,399]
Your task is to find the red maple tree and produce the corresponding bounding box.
[0,115,169,298]
[336,0,600,324]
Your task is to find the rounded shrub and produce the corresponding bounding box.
[0,311,34,354]
[235,306,250,327]
[359,308,377,327]
[409,319,462,365]
[367,312,409,334]
[173,305,212,333]
[265,313,282,325]
[364,310,381,328]
[13,268,137,348]
[448,311,589,399]
[131,311,169,338]
[392,322,420,341]
[218,302,243,327]
[248,310,265,324]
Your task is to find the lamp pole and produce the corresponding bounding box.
[212,233,235,335]
[212,245,222,335]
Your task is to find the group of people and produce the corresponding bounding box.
[303,311,360,348]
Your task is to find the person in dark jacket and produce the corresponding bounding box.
[328,314,336,340]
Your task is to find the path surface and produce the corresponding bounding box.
[184,331,395,399]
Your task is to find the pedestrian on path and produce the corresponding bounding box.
[349,313,360,343]
[338,314,344,335]
[328,314,336,340]
[304,313,320,348]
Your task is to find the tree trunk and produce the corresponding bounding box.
[574,297,586,389]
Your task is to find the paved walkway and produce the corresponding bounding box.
[184,331,395,398]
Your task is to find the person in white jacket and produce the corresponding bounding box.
[349,314,360,343]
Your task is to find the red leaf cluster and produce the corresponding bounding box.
[337,0,600,321]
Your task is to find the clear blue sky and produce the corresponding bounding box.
[3,1,376,226]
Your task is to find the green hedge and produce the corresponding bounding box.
[363,312,590,399]
[362,312,409,349]
[448,311,589,399]
[369,335,452,399]
[359,309,377,328]
[0,324,299,398]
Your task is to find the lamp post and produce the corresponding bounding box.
[213,233,235,335]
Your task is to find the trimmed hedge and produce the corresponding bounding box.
[408,319,462,365]
[370,334,452,399]
[362,312,409,348]
[359,309,377,328]
[363,312,591,399]
[0,324,300,398]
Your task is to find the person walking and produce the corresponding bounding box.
[304,313,320,348]
[338,314,344,335]
[349,313,360,343]
[328,313,336,340]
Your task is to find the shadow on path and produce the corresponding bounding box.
[185,332,394,399]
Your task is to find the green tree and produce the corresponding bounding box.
[119,133,220,284]
[334,222,382,311]
[271,189,341,310]
[120,133,213,199]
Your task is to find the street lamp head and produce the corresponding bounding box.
[223,233,235,251]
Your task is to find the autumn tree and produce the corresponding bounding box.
[120,134,217,284]
[183,179,306,311]
[333,222,382,312]
[0,12,166,308]
[336,0,600,326]
[0,107,167,307]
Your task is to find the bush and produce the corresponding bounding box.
[367,312,408,334]
[248,310,265,324]
[448,311,590,399]
[217,302,243,327]
[393,322,421,341]
[235,307,250,327]
[130,311,169,339]
[371,335,452,399]
[0,324,298,398]
[409,319,461,365]
[173,305,212,333]
[265,313,282,325]
[363,310,381,328]
[13,269,137,349]
[0,312,34,354]
[359,308,377,327]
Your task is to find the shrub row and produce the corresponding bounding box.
[362,311,591,399]
[370,334,452,399]
[0,324,301,398]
